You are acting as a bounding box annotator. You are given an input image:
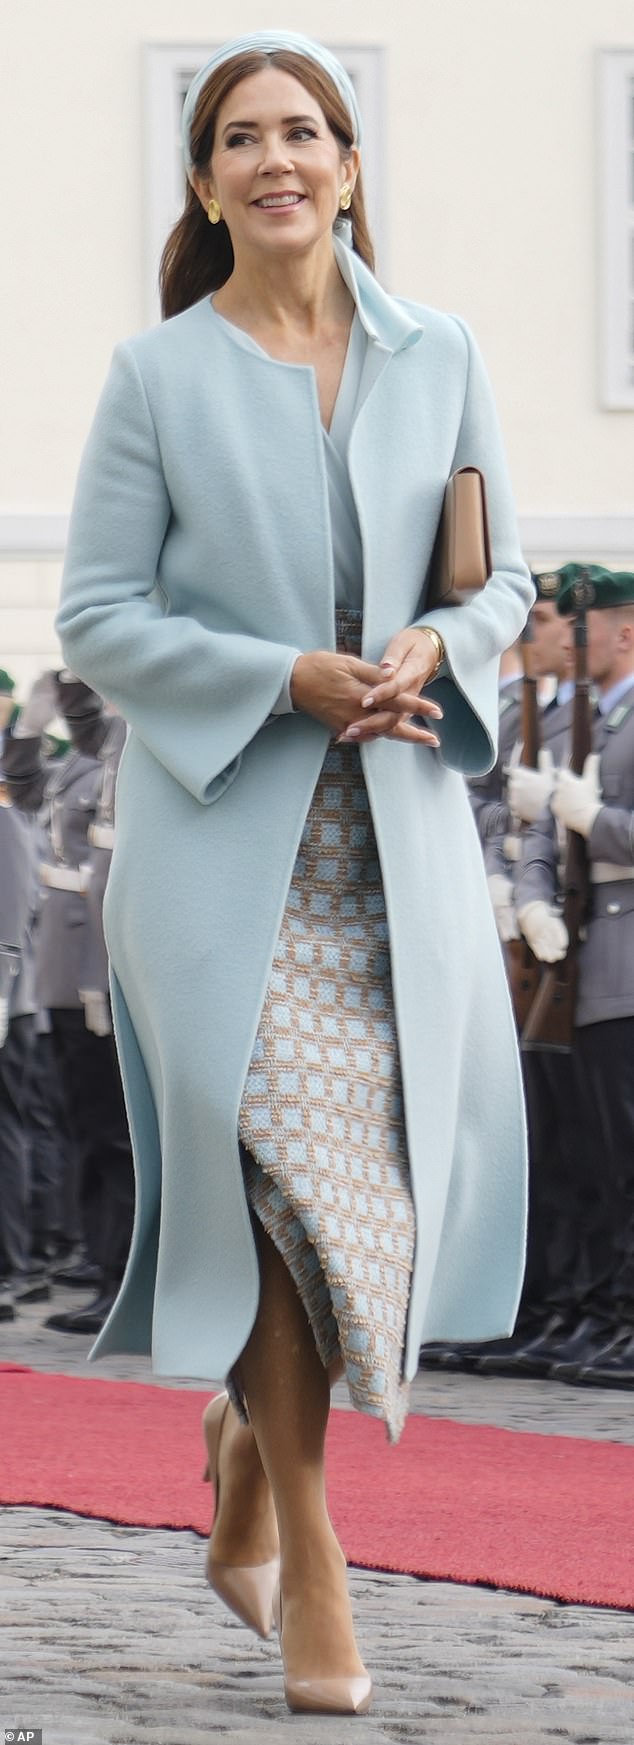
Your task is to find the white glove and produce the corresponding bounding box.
[13,671,58,738]
[517,900,569,963]
[506,749,555,823]
[79,990,111,1037]
[0,995,9,1048]
[551,754,602,839]
[487,874,519,942]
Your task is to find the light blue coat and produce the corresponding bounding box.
[56,243,534,1382]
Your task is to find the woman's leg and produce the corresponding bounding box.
[206,1405,279,1570]
[236,1222,367,1682]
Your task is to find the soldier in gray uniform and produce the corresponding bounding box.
[2,671,134,1332]
[469,571,601,1377]
[0,669,73,1287]
[468,637,524,855]
[80,711,127,1019]
[483,575,576,906]
[517,564,634,1386]
[0,781,39,1318]
[425,605,577,1373]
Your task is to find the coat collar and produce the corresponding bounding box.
[333,238,425,356]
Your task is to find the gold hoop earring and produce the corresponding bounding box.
[339,183,353,211]
[207,198,222,225]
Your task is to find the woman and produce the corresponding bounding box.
[56,30,533,1716]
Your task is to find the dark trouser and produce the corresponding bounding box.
[49,1008,135,1286]
[574,1018,634,1320]
[24,1030,80,1260]
[0,1014,36,1282]
[520,1047,604,1320]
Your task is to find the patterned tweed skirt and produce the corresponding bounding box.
[237,610,416,1443]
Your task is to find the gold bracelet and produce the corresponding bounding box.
[419,626,445,680]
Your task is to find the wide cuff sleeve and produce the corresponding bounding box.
[268,655,299,717]
[413,321,535,777]
[56,344,305,805]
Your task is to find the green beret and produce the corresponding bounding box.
[0,668,15,695]
[555,562,634,615]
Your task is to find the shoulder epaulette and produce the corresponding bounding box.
[605,699,634,732]
[499,692,520,719]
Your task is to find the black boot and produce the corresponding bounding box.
[13,1270,51,1304]
[420,1341,491,1372]
[474,1312,569,1376]
[53,1261,104,1289]
[534,1313,615,1379]
[556,1324,634,1388]
[44,1290,117,1335]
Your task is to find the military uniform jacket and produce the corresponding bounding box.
[468,677,523,846]
[3,733,104,1010]
[0,805,38,1016]
[82,713,126,992]
[516,678,634,1026]
[480,691,574,879]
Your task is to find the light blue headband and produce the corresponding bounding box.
[181,31,363,175]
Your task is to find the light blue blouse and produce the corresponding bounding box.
[209,304,384,710]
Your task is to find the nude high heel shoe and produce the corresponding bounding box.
[201,1391,280,1639]
[272,1586,373,1715]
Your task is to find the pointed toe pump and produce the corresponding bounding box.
[284,1674,374,1717]
[273,1586,373,1715]
[201,1391,280,1640]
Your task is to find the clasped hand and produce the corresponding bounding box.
[290,628,443,746]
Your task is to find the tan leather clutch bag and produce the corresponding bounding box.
[426,466,492,609]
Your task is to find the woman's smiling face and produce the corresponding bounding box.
[194,66,358,263]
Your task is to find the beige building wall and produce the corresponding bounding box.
[1,0,632,694]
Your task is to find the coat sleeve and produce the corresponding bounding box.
[414,321,535,776]
[55,344,303,805]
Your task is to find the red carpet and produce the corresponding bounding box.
[2,1363,633,1610]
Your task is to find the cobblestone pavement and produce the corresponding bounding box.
[1,1291,633,1745]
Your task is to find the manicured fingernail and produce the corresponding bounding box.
[429,706,443,719]
[362,694,375,707]
[429,735,440,748]
[380,661,395,671]
[345,726,361,738]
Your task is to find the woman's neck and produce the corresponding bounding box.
[213,238,352,340]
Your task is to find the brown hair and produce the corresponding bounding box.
[160,49,375,319]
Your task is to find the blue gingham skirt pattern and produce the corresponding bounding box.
[238,611,415,1443]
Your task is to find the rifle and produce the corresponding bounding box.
[504,621,542,1028]
[521,578,594,1049]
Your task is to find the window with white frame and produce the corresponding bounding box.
[143,43,386,325]
[598,48,634,408]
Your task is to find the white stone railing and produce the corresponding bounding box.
[1,509,632,700]
[1,509,633,565]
